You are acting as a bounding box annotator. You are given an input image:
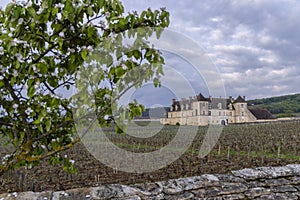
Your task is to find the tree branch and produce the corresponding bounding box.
[3,78,30,136]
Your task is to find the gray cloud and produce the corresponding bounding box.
[122,0,300,102]
[1,0,299,105]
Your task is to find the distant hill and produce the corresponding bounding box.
[248,93,300,117]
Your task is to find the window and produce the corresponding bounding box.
[219,111,221,116]
[208,103,212,109]
[203,111,205,115]
[208,111,211,116]
[218,103,222,109]
[241,104,244,108]
[195,109,198,116]
[242,112,244,116]
[230,112,232,116]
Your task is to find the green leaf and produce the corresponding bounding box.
[155,27,163,39]
[37,124,43,132]
[13,7,21,19]
[153,78,161,87]
[58,37,63,48]
[87,26,95,38]
[115,67,125,77]
[27,79,34,87]
[81,50,88,60]
[48,77,58,88]
[52,7,59,17]
[28,7,38,20]
[87,7,93,16]
[28,86,36,98]
[45,119,51,132]
[145,49,153,58]
[38,63,48,74]
[19,132,25,142]
[42,0,48,9]
[133,50,141,60]
[10,77,16,86]
[5,3,14,14]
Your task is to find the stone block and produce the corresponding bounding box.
[215,174,245,183]
[219,182,248,195]
[164,192,194,200]
[257,193,299,200]
[222,193,246,200]
[257,166,294,178]
[232,168,267,180]
[272,185,298,193]
[244,187,271,198]
[263,178,291,187]
[287,164,300,175]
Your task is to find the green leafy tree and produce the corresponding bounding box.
[0,0,169,174]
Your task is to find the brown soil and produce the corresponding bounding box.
[1,122,299,193]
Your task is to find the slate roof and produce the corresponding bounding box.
[233,96,246,103]
[197,93,209,101]
[210,98,227,109]
[249,109,275,120]
[170,94,249,111]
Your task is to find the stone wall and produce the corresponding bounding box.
[0,164,299,200]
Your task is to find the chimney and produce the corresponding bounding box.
[172,99,176,104]
[243,96,246,100]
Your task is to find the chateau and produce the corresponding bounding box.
[160,94,274,126]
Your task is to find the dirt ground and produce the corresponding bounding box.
[0,142,296,193]
[1,122,299,193]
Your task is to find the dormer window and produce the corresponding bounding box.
[218,103,222,109]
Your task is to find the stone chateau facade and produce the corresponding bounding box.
[160,93,270,126]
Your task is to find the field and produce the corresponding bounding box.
[0,121,300,193]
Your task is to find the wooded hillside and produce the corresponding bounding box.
[248,94,300,117]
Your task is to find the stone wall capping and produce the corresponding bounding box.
[231,168,268,180]
[0,164,299,199]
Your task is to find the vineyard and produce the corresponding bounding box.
[0,121,300,193]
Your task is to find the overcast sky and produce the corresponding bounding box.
[122,0,300,103]
[1,0,300,107]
